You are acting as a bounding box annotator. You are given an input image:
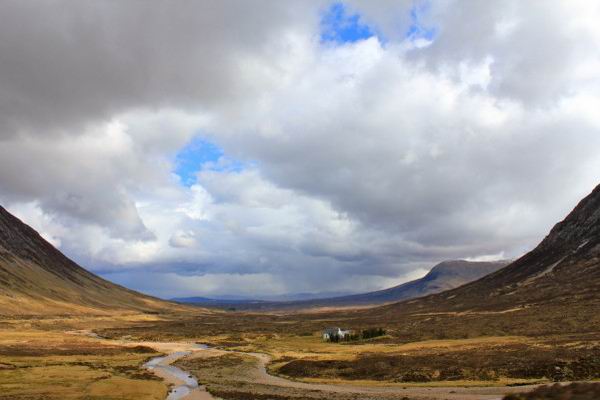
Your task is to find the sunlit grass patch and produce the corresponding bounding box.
[0,325,167,400]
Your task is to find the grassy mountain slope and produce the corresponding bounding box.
[360,183,600,340]
[0,205,184,315]
[397,183,600,312]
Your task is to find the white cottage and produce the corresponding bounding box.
[322,327,352,341]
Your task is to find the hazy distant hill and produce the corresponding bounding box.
[0,205,183,315]
[299,259,510,307]
[176,259,509,310]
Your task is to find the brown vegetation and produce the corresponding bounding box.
[277,339,600,382]
[503,382,600,400]
[0,324,168,400]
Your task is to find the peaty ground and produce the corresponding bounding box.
[0,314,170,400]
[1,309,599,400]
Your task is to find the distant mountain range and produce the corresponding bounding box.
[0,205,182,315]
[172,291,353,304]
[174,259,510,310]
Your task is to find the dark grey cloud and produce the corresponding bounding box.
[0,0,320,136]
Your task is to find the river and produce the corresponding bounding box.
[144,344,214,400]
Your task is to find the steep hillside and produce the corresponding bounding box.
[0,205,183,315]
[177,260,508,310]
[409,183,600,312]
[365,183,600,338]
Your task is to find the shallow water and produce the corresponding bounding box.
[144,350,201,400]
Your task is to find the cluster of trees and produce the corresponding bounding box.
[361,327,386,339]
[328,332,359,343]
[328,328,386,343]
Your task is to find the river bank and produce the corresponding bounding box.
[144,347,214,400]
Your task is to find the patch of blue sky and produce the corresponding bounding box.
[320,1,435,46]
[406,2,436,42]
[174,136,245,187]
[320,2,376,44]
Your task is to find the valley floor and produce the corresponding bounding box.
[0,315,169,400]
[175,346,546,400]
[1,311,599,400]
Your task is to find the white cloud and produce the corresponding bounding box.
[169,231,198,249]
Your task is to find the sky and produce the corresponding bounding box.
[1,1,600,299]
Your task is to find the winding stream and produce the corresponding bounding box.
[144,344,214,400]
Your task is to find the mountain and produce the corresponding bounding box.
[0,205,183,315]
[305,260,510,308]
[367,183,600,336]
[177,260,509,310]
[413,183,600,311]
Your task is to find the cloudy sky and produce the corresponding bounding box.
[1,1,599,299]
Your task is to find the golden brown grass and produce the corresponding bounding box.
[230,333,533,360]
[0,318,169,400]
[2,309,598,399]
[297,376,547,388]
